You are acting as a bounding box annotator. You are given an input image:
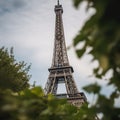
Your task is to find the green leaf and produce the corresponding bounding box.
[73,0,83,8]
[31,87,44,97]
[83,83,101,94]
[73,34,86,46]
[76,48,86,58]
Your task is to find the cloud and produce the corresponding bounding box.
[0,0,26,15]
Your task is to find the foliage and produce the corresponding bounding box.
[0,47,30,92]
[73,0,120,119]
[0,86,97,120]
[83,83,101,94]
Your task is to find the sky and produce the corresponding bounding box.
[0,0,117,104]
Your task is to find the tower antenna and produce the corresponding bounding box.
[57,0,60,5]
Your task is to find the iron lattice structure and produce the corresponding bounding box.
[44,1,87,106]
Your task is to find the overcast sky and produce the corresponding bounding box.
[0,0,116,104]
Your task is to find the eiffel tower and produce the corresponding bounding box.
[44,0,87,106]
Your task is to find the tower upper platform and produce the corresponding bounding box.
[54,0,63,13]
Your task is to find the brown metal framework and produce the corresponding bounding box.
[44,0,86,106]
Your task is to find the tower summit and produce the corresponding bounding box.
[57,0,60,5]
[44,1,86,106]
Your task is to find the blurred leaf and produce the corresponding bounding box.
[31,87,44,97]
[99,55,109,71]
[83,83,101,94]
[73,34,86,46]
[73,0,83,8]
[76,48,86,58]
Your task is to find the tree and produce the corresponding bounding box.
[72,0,120,119]
[0,47,30,92]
